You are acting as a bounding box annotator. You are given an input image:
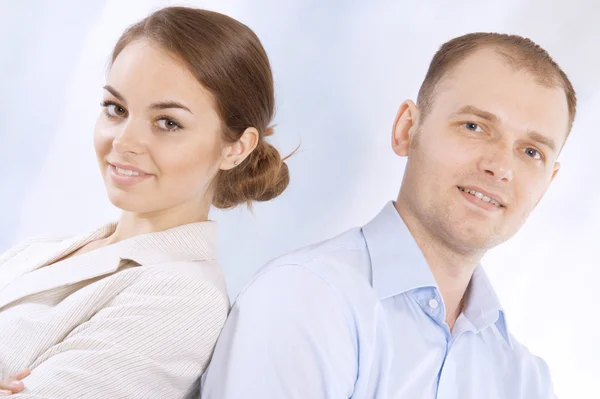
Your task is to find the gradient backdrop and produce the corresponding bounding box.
[1,0,598,396]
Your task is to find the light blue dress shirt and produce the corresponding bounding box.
[202,202,556,398]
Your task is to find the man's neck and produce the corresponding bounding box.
[393,200,483,331]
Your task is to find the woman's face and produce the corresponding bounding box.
[94,39,230,220]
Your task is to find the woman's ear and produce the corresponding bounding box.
[220,127,259,170]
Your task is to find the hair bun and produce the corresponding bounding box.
[264,125,275,137]
[213,137,290,209]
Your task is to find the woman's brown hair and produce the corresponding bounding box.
[111,6,289,208]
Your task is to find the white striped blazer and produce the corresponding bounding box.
[0,221,229,398]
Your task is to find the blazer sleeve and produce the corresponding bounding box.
[12,269,228,399]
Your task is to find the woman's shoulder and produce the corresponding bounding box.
[6,233,73,248]
[0,234,73,264]
[136,259,229,306]
[1,222,114,261]
[119,222,226,300]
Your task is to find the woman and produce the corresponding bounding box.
[0,6,289,398]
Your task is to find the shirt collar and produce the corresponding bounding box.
[362,201,511,346]
[464,266,512,346]
[362,201,436,300]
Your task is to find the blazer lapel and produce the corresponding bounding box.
[0,242,126,310]
[0,223,120,310]
[0,221,216,310]
[0,236,82,293]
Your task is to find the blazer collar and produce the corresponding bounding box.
[0,221,217,310]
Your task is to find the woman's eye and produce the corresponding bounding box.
[156,118,182,131]
[102,102,127,118]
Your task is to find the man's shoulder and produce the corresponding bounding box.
[508,334,554,374]
[238,227,380,313]
[497,332,555,395]
[260,227,371,285]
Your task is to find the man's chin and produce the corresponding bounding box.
[442,223,504,253]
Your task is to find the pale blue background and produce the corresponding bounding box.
[1,1,598,396]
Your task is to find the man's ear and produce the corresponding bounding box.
[392,99,419,157]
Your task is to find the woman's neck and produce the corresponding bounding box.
[107,202,210,245]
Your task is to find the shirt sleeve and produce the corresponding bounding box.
[12,270,228,399]
[201,264,358,399]
[526,355,558,399]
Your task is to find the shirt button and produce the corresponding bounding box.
[428,299,439,309]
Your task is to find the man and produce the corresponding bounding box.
[201,33,575,398]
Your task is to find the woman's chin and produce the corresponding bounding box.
[106,192,151,214]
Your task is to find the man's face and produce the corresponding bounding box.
[397,48,570,253]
